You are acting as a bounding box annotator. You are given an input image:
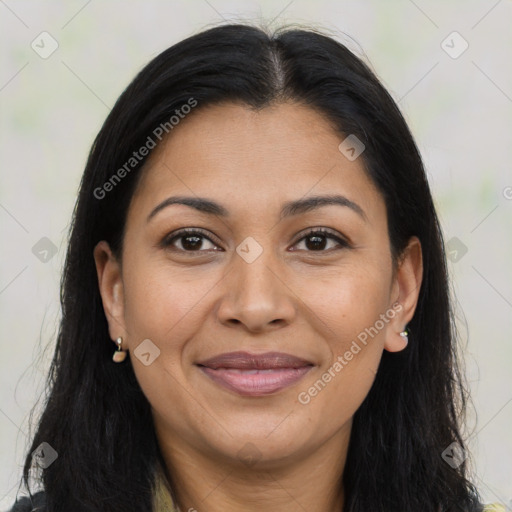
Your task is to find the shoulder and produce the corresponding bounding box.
[7,491,46,512]
[483,505,508,512]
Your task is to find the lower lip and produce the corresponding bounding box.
[199,366,312,396]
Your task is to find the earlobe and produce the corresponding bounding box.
[93,241,126,342]
[384,237,423,353]
[384,327,409,352]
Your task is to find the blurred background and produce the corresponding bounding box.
[1,0,511,508]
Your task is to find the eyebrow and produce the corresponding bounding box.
[147,194,367,223]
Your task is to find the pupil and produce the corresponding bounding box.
[183,235,202,250]
[306,235,326,251]
[180,234,328,251]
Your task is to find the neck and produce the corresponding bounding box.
[156,424,351,512]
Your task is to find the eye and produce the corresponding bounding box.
[161,228,222,253]
[161,227,350,254]
[292,228,350,252]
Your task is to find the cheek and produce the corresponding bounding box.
[120,258,210,427]
[297,260,392,408]
[121,256,211,343]
[297,273,388,429]
[302,260,392,345]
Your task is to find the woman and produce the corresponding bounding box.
[9,22,502,512]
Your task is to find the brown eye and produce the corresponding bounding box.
[292,229,349,252]
[162,228,221,252]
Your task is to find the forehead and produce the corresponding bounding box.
[129,101,385,225]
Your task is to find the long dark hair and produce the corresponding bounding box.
[18,23,482,511]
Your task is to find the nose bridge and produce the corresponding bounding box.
[217,235,295,330]
[237,242,279,293]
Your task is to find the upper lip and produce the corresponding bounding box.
[197,351,314,370]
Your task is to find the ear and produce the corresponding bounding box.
[384,236,423,353]
[93,240,127,343]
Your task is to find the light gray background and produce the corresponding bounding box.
[1,0,511,508]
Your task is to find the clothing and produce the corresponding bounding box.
[152,460,178,511]
[6,467,507,512]
[151,458,508,512]
[7,490,45,511]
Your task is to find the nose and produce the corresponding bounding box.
[216,245,297,333]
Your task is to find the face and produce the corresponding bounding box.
[94,101,422,469]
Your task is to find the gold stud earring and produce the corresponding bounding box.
[112,336,127,363]
[399,328,409,344]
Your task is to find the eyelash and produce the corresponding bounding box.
[161,227,350,254]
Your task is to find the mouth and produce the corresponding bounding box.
[196,351,314,397]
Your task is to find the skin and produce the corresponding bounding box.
[94,101,423,512]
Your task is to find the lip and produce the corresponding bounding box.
[197,351,314,397]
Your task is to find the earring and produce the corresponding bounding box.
[112,336,127,363]
[399,328,409,344]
